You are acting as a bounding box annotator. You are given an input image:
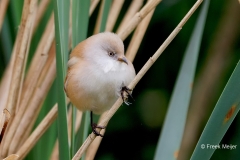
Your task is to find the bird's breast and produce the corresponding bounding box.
[65,60,135,114]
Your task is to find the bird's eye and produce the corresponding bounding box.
[108,52,115,57]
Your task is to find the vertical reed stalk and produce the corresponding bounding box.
[116,0,143,34]
[1,0,38,158]
[118,0,161,40]
[16,104,58,160]
[1,14,54,157]
[126,5,155,62]
[33,0,51,32]
[105,0,124,32]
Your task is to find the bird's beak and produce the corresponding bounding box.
[118,56,128,65]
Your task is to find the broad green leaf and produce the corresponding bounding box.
[72,0,90,47]
[154,0,209,159]
[190,60,240,160]
[71,0,90,158]
[53,0,70,160]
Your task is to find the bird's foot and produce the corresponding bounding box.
[91,123,105,137]
[121,86,134,105]
[90,111,105,137]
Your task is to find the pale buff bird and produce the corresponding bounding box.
[64,32,135,136]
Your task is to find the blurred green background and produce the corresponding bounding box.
[0,0,240,159]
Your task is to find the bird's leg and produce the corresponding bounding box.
[121,86,134,105]
[91,111,105,137]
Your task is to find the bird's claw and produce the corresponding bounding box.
[91,123,105,137]
[90,111,105,137]
[121,86,134,105]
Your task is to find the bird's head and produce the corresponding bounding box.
[84,32,129,66]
